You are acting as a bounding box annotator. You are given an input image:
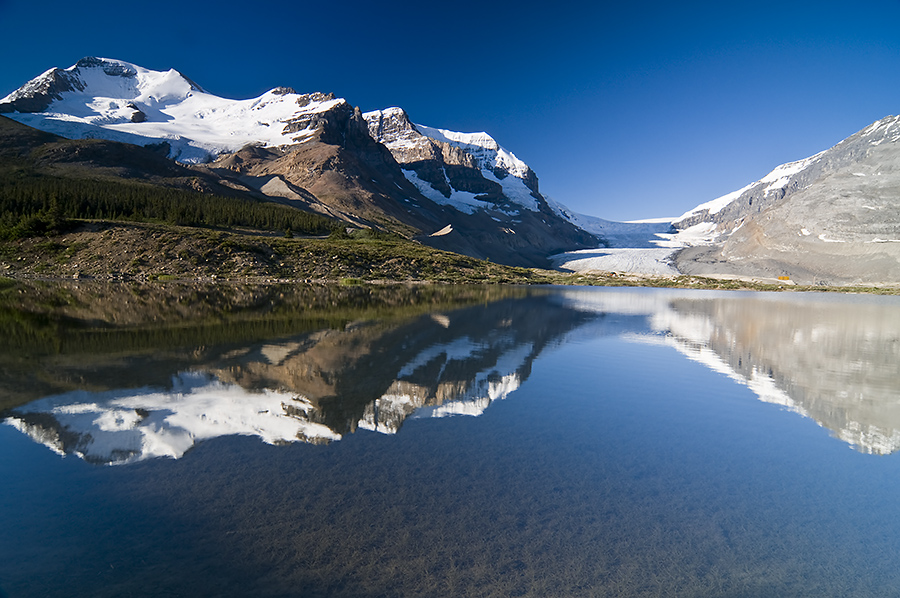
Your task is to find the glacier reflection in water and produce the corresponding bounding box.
[5,286,900,463]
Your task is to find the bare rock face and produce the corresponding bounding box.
[208,101,442,232]
[364,108,460,197]
[0,67,83,113]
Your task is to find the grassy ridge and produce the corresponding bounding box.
[2,218,900,292]
[0,219,549,283]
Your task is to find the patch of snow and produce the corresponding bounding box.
[818,233,846,243]
[402,169,490,214]
[481,167,539,211]
[430,224,453,237]
[654,221,721,248]
[759,152,823,195]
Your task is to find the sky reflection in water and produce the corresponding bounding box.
[2,284,900,597]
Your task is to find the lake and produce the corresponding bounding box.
[2,282,900,597]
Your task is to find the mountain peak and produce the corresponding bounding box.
[0,58,349,163]
[72,56,138,77]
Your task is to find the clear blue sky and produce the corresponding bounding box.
[1,0,898,221]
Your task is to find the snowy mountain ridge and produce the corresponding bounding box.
[3,58,548,216]
[671,113,900,284]
[674,151,828,224]
[1,56,347,164]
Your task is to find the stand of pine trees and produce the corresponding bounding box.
[0,173,338,239]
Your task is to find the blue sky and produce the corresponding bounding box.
[1,0,898,220]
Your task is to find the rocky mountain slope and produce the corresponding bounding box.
[0,57,596,267]
[672,115,900,284]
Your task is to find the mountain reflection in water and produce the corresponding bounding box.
[1,282,595,464]
[3,283,900,463]
[560,289,900,454]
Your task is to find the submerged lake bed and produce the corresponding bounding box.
[2,282,900,597]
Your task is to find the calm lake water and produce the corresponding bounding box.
[2,282,900,597]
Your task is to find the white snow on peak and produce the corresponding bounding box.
[363,107,544,213]
[1,67,58,104]
[414,123,540,212]
[3,57,346,164]
[414,124,531,179]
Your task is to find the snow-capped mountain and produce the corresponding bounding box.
[0,57,598,267]
[0,57,346,164]
[671,114,900,284]
[364,107,541,215]
[673,115,900,233]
